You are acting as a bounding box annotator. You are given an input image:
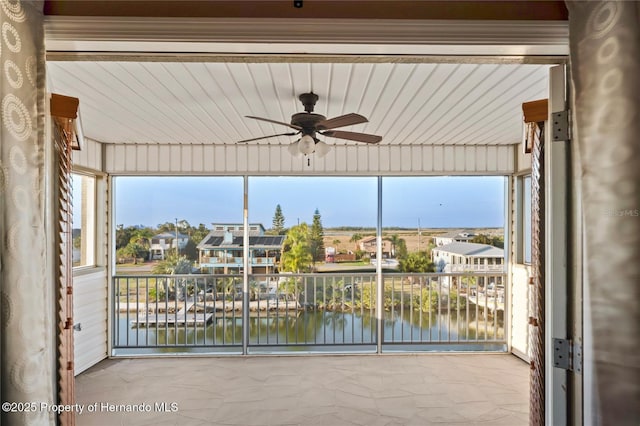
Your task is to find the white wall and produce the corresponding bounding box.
[515,141,532,174]
[511,264,531,361]
[72,137,102,171]
[73,269,108,375]
[508,173,531,362]
[73,136,108,375]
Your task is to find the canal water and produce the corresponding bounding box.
[115,309,504,352]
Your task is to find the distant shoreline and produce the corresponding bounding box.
[323,226,503,235]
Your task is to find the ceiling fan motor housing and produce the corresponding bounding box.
[291,112,326,138]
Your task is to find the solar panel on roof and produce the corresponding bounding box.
[201,235,285,247]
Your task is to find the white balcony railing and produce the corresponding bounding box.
[112,271,507,354]
[201,257,276,266]
[446,264,505,273]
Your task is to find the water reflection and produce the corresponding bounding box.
[116,309,503,348]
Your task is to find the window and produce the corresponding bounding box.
[114,176,243,271]
[383,176,505,267]
[523,176,532,264]
[72,173,96,267]
[516,175,532,264]
[112,175,507,272]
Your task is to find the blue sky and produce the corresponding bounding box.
[114,176,505,229]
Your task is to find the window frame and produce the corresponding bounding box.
[72,170,98,269]
[516,174,532,265]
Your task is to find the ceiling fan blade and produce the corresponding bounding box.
[237,132,297,143]
[245,115,302,131]
[316,113,368,130]
[321,130,382,144]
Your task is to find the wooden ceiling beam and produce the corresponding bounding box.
[44,1,568,20]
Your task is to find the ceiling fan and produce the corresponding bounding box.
[238,92,382,158]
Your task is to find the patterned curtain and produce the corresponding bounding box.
[566,1,640,423]
[0,1,54,425]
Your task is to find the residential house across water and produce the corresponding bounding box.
[432,230,476,247]
[197,223,285,274]
[358,236,390,258]
[432,241,505,288]
[149,232,189,260]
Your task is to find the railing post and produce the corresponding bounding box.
[376,177,383,354]
[112,276,117,352]
[242,176,250,355]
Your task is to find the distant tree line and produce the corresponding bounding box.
[470,233,504,248]
[115,221,211,263]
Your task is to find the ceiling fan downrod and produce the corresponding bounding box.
[298,92,319,113]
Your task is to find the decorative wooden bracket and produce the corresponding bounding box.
[51,93,82,150]
[522,99,548,124]
[521,98,548,154]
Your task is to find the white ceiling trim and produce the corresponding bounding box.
[102,142,516,176]
[44,17,569,56]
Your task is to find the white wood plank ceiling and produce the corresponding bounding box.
[47,61,550,147]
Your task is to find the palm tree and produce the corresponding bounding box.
[386,234,406,258]
[398,251,433,272]
[398,252,434,285]
[152,253,193,275]
[281,223,313,273]
[129,227,153,258]
[277,277,302,301]
[151,254,194,301]
[350,233,363,244]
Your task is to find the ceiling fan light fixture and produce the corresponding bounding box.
[288,140,302,157]
[298,134,315,155]
[315,140,331,158]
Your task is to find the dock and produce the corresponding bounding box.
[131,312,214,327]
[466,294,504,314]
[129,299,302,327]
[131,301,214,327]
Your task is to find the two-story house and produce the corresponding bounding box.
[197,224,285,274]
[431,241,504,273]
[431,242,505,290]
[432,231,476,247]
[358,236,390,258]
[149,232,189,260]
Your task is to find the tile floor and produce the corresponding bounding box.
[75,354,529,426]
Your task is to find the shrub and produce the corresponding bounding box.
[412,287,439,312]
[147,285,165,302]
[359,282,377,310]
[357,282,401,311]
[448,288,467,310]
